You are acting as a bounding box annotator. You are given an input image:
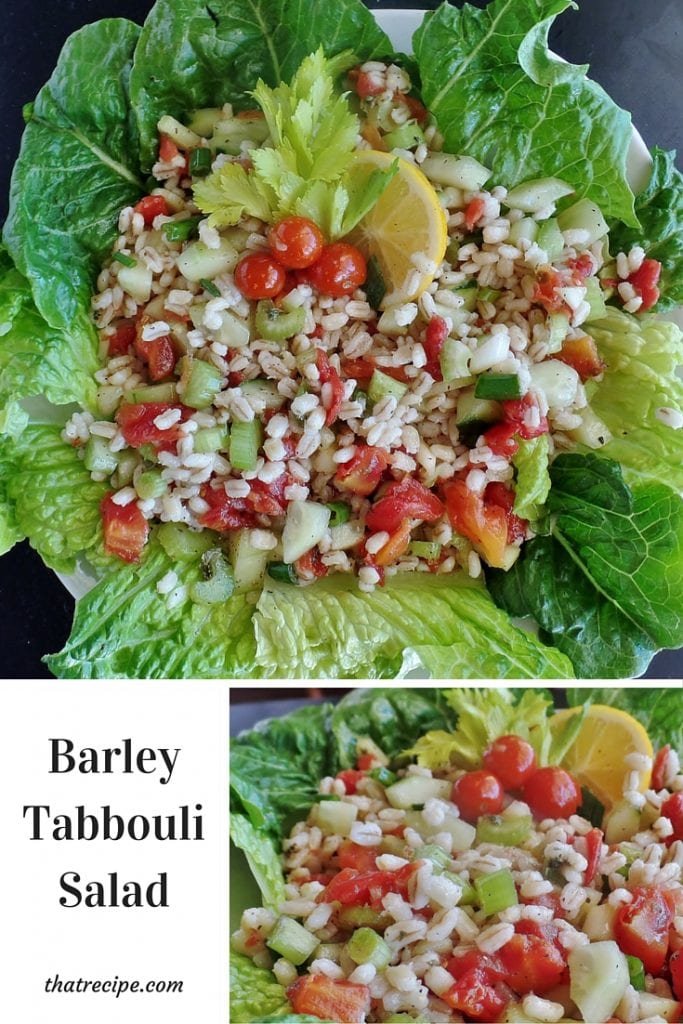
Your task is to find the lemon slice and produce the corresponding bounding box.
[348,149,448,308]
[551,704,653,809]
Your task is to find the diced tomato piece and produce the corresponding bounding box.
[246,477,288,517]
[317,349,345,426]
[515,916,564,952]
[336,770,365,796]
[158,134,180,163]
[442,968,511,1021]
[288,975,371,1024]
[583,827,604,885]
[197,484,257,532]
[652,745,672,790]
[354,69,386,98]
[447,950,505,981]
[133,194,170,225]
[557,334,605,381]
[373,517,413,567]
[443,478,508,568]
[337,840,377,873]
[614,886,675,975]
[334,444,388,497]
[661,792,683,842]
[356,753,377,771]
[499,933,567,995]
[465,196,487,233]
[318,863,416,908]
[101,492,149,563]
[483,421,519,459]
[502,393,549,439]
[670,950,683,1001]
[485,482,527,543]
[136,335,176,381]
[520,890,566,920]
[341,357,375,383]
[628,258,661,311]
[366,478,444,533]
[402,93,429,124]
[107,319,137,356]
[423,315,449,381]
[295,547,329,579]
[116,402,186,450]
[567,253,595,280]
[533,266,567,313]
[360,120,387,151]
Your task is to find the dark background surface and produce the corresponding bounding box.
[1,0,682,678]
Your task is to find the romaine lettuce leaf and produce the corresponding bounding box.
[230,953,289,1024]
[413,0,637,226]
[608,148,683,312]
[512,434,551,521]
[567,686,683,754]
[3,20,143,339]
[230,814,286,909]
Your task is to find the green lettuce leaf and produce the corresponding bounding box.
[413,0,637,225]
[567,687,683,754]
[46,537,258,678]
[230,953,289,1024]
[230,814,286,909]
[608,148,683,312]
[131,0,393,169]
[588,309,683,495]
[512,434,551,521]
[3,20,143,339]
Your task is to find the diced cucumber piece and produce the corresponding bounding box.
[190,548,235,604]
[83,436,118,474]
[158,522,214,561]
[130,383,178,404]
[409,541,441,560]
[157,114,202,150]
[582,902,617,942]
[182,358,224,409]
[566,407,612,449]
[455,388,502,430]
[194,427,230,453]
[384,120,425,151]
[444,871,478,905]
[536,217,565,261]
[217,310,251,348]
[505,177,574,214]
[508,217,538,246]
[282,500,331,564]
[377,306,413,336]
[546,312,571,354]
[113,450,140,486]
[435,815,477,852]
[329,520,365,551]
[135,468,168,500]
[603,798,641,844]
[637,993,682,1022]
[176,238,237,282]
[345,928,392,970]
[210,114,270,155]
[558,198,609,245]
[117,262,153,304]
[228,528,268,592]
[240,379,286,411]
[568,941,629,1024]
[267,916,318,966]
[474,868,518,915]
[385,775,451,810]
[528,359,580,410]
[440,337,472,384]
[474,373,522,401]
[368,369,408,404]
[255,300,306,342]
[476,813,532,847]
[477,286,502,304]
[188,107,223,138]
[421,153,491,191]
[312,799,358,837]
[229,420,263,471]
[337,906,391,931]
[584,276,609,321]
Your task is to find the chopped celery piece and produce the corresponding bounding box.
[113,251,137,268]
[282,500,331,564]
[157,522,214,561]
[444,871,477,905]
[536,218,565,262]
[162,215,202,242]
[229,420,262,471]
[385,1016,428,1024]
[437,816,477,852]
[189,147,212,177]
[474,868,518,916]
[368,369,407,404]
[113,450,139,486]
[409,540,441,560]
[83,436,118,474]
[440,337,471,383]
[194,426,229,453]
[476,813,532,847]
[190,548,235,604]
[130,383,177,404]
[200,277,221,297]
[477,287,502,303]
[505,176,574,213]
[603,799,641,844]
[267,916,318,966]
[417,844,452,871]
[454,285,479,312]
[345,928,391,970]
[182,358,224,409]
[474,373,522,401]
[385,776,451,810]
[384,120,425,151]
[557,198,609,245]
[138,443,159,464]
[268,561,298,585]
[369,766,397,787]
[240,379,286,410]
[626,955,645,991]
[337,906,391,930]
[255,300,306,342]
[228,528,268,592]
[312,799,358,836]
[135,468,168,500]
[326,501,350,528]
[365,255,386,310]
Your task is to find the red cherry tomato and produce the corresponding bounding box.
[268,216,324,269]
[628,257,661,311]
[522,766,581,820]
[337,840,377,873]
[366,478,444,534]
[498,932,567,995]
[308,243,367,297]
[133,194,170,225]
[614,886,675,976]
[652,745,672,790]
[423,315,449,381]
[452,770,504,822]
[107,319,137,356]
[334,444,388,497]
[483,734,537,789]
[101,492,149,563]
[288,975,371,1024]
[661,792,683,841]
[483,421,519,459]
[235,252,287,300]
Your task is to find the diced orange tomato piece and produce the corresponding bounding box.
[443,478,508,568]
[101,492,149,563]
[360,121,387,151]
[373,517,413,567]
[465,196,487,233]
[158,134,180,163]
[556,334,604,381]
[334,445,388,497]
[287,975,371,1024]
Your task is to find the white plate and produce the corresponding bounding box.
[57,7,675,602]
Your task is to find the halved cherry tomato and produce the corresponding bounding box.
[442,968,511,1022]
[336,770,365,795]
[288,975,371,1024]
[235,252,287,300]
[614,886,675,975]
[628,258,661,311]
[660,792,683,842]
[366,478,444,533]
[295,547,329,579]
[423,315,449,381]
[317,349,344,426]
[583,827,604,885]
[652,745,672,790]
[452,770,504,821]
[522,766,582,820]
[101,492,149,563]
[334,444,388,496]
[107,320,137,356]
[557,334,604,381]
[268,216,325,269]
[158,135,180,163]
[133,194,170,225]
[483,734,537,789]
[485,482,528,543]
[337,840,377,872]
[308,243,367,297]
[483,421,519,459]
[116,402,186,451]
[502,393,549,440]
[443,478,508,568]
[499,932,567,995]
[465,196,487,233]
[373,517,413,567]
